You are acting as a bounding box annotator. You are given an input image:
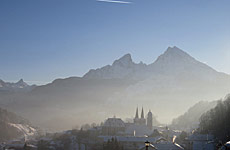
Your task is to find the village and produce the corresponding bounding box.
[0,107,219,150]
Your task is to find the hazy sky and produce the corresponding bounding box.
[0,0,230,85]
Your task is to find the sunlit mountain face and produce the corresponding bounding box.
[0,46,229,131]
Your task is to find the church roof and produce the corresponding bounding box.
[103,118,125,127]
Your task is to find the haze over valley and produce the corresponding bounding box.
[1,0,230,149]
[1,46,229,131]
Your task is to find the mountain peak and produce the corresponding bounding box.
[112,53,133,66]
[17,79,24,83]
[16,79,28,86]
[83,53,143,79]
[120,53,132,60]
[154,46,195,64]
[0,79,4,83]
[164,46,189,56]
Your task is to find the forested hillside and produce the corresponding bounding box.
[199,95,230,142]
[171,101,217,131]
[0,107,36,142]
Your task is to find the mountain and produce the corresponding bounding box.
[170,100,218,131]
[0,107,37,142]
[0,46,230,131]
[0,79,36,92]
[150,46,217,76]
[84,46,223,80]
[84,53,148,80]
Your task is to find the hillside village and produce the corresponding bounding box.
[0,107,221,150]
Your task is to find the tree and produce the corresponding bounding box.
[199,96,230,142]
[103,137,123,150]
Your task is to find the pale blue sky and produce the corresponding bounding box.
[0,0,230,85]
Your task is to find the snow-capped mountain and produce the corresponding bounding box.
[84,46,227,81]
[0,79,35,92]
[0,46,230,131]
[149,46,220,78]
[84,53,148,80]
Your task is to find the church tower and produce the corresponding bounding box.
[147,110,153,130]
[140,107,146,125]
[134,107,139,124]
[141,107,144,118]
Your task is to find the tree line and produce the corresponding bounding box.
[199,95,230,142]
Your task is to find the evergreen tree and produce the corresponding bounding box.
[199,96,230,142]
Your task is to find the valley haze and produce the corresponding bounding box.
[0,46,229,131]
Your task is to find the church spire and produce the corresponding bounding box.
[141,107,144,118]
[135,107,139,118]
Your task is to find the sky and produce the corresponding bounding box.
[0,0,230,85]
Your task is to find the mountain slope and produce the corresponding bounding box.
[2,77,136,131]
[123,47,230,119]
[199,94,230,141]
[0,107,37,142]
[0,46,230,131]
[171,100,218,131]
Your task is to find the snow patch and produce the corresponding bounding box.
[8,123,37,140]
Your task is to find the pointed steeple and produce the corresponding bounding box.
[141,107,144,118]
[135,107,139,118]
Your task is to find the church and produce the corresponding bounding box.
[124,107,153,136]
[133,107,153,130]
[102,107,153,136]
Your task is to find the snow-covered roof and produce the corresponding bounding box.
[139,144,157,150]
[103,118,125,127]
[155,142,184,150]
[98,136,157,143]
[225,141,230,148]
[187,134,214,141]
[125,124,152,136]
[99,136,184,150]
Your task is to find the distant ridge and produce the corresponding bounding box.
[0,79,36,92]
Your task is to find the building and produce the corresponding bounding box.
[134,107,146,126]
[102,117,125,136]
[147,110,153,130]
[185,134,215,150]
[102,107,154,137]
[99,136,184,150]
[99,136,158,150]
[124,107,154,136]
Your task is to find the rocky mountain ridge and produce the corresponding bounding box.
[0,79,35,92]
